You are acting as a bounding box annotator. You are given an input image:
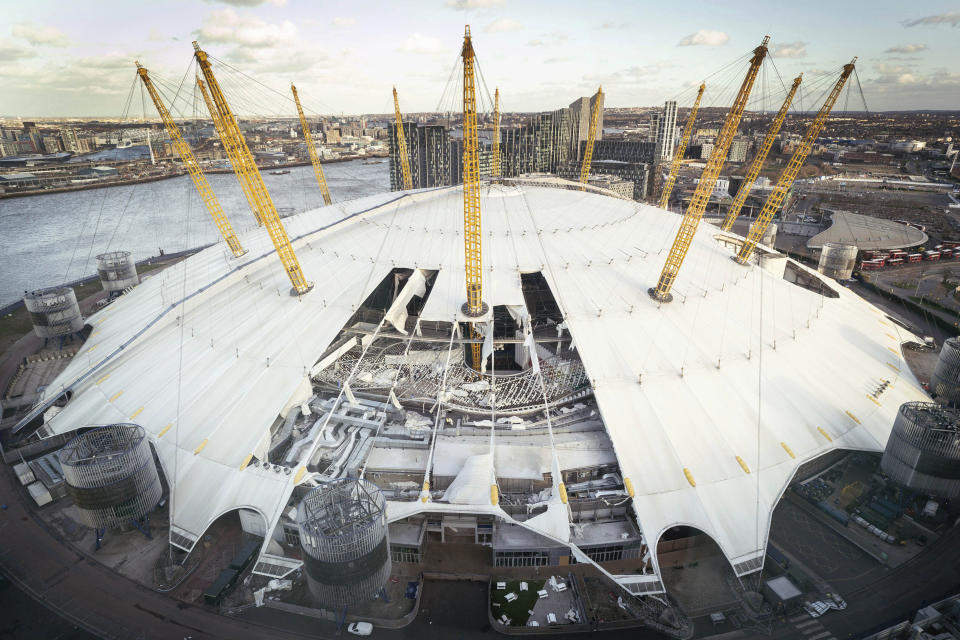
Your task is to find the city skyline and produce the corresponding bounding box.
[0,0,959,118]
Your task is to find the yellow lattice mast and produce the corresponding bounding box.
[392,87,412,190]
[492,88,501,178]
[193,41,313,295]
[658,83,705,209]
[291,83,332,206]
[578,86,602,189]
[197,75,262,227]
[461,25,487,370]
[737,59,857,264]
[721,74,802,232]
[136,63,246,258]
[650,36,769,303]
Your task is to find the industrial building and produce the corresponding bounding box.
[14,174,930,597]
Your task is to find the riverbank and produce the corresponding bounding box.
[0,153,388,200]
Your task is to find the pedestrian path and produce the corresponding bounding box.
[789,613,836,640]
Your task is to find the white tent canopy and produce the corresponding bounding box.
[31,182,927,585]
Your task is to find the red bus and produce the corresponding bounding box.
[908,253,923,263]
[860,260,884,270]
[924,251,941,261]
[887,258,904,266]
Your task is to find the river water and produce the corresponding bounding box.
[0,159,389,308]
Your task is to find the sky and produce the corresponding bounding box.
[0,0,958,118]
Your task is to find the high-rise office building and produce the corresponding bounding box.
[655,101,678,161]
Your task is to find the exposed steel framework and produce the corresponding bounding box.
[651,37,770,302]
[492,88,501,178]
[136,63,246,257]
[461,25,486,369]
[196,76,259,226]
[658,83,705,209]
[291,83,332,206]
[721,74,802,232]
[736,59,856,264]
[578,86,602,189]
[194,41,313,295]
[392,87,412,190]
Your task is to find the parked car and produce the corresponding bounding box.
[347,622,373,636]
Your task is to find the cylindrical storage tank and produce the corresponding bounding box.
[931,337,960,407]
[817,243,858,280]
[297,478,391,608]
[881,402,960,498]
[59,424,163,530]
[96,250,139,295]
[761,222,778,248]
[23,286,84,339]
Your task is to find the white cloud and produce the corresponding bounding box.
[885,43,927,54]
[331,17,356,28]
[677,30,729,47]
[201,0,287,6]
[771,41,807,58]
[485,19,523,33]
[193,10,297,48]
[903,11,960,27]
[446,0,503,9]
[596,22,628,30]
[0,39,37,61]
[528,39,545,46]
[399,32,442,54]
[12,22,69,47]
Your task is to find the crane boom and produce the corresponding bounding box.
[291,83,332,206]
[461,25,486,370]
[136,63,246,258]
[651,36,769,302]
[721,74,802,232]
[392,87,412,190]
[578,86,602,189]
[197,75,262,227]
[193,41,312,296]
[658,83,705,209]
[737,59,857,264]
[492,88,501,178]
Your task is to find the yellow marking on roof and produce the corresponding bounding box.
[879,320,892,327]
[96,374,110,385]
[294,467,306,484]
[818,427,833,442]
[109,390,123,402]
[683,468,696,487]
[886,362,900,372]
[781,442,796,459]
[867,395,881,406]
[736,456,750,474]
[194,439,208,455]
[91,329,100,337]
[886,333,897,341]
[887,347,900,356]
[239,454,253,471]
[158,423,172,438]
[129,406,144,420]
[846,410,861,424]
[87,345,98,353]
[624,477,635,497]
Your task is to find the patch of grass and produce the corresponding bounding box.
[0,306,34,352]
[891,281,918,289]
[490,579,545,626]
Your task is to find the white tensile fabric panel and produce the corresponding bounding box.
[37,183,930,584]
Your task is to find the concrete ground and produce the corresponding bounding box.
[770,498,883,590]
[659,554,739,617]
